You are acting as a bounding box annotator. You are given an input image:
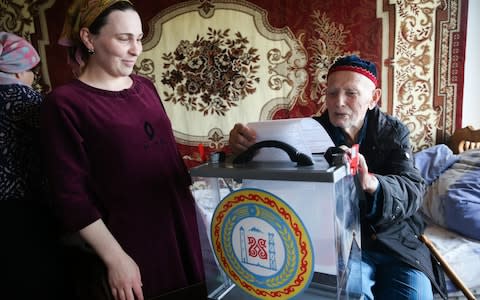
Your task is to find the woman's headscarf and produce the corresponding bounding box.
[58,0,132,76]
[0,32,40,85]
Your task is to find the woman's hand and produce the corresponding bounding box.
[229,123,257,154]
[79,220,144,300]
[106,251,143,300]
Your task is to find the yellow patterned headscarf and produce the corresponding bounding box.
[58,0,133,75]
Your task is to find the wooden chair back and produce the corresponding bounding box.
[448,126,480,154]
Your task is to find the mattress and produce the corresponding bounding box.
[425,224,480,299]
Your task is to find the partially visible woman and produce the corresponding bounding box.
[40,1,205,300]
[0,31,65,299]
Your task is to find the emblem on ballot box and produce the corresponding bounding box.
[211,188,314,299]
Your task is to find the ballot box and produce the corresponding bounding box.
[190,154,362,300]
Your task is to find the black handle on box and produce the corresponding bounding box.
[232,140,314,166]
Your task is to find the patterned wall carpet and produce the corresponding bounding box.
[1,0,468,167]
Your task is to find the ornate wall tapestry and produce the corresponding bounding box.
[1,0,468,166]
[137,1,309,159]
[382,0,468,150]
[135,0,383,165]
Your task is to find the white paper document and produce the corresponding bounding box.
[247,118,334,162]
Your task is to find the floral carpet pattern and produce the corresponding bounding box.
[159,29,260,116]
[1,0,468,166]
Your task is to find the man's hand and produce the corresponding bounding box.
[340,145,379,194]
[357,153,379,194]
[229,123,257,154]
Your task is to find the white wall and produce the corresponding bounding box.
[462,0,480,129]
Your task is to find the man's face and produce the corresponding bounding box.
[325,71,380,137]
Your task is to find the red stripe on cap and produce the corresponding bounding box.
[328,65,378,87]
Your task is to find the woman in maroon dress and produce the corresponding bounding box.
[40,1,205,299]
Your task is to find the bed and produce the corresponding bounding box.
[414,126,480,299]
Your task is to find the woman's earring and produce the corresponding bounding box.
[88,48,95,55]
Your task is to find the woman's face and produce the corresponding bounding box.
[87,9,143,78]
[16,70,35,86]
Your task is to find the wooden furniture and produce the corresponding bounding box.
[420,235,477,300]
[448,126,480,153]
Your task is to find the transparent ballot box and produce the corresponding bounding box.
[190,155,362,299]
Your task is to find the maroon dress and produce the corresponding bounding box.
[40,75,204,298]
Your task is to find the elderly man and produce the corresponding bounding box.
[229,55,446,299]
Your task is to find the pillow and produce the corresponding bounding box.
[414,144,459,185]
[422,149,480,240]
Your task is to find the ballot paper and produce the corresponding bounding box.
[247,118,334,162]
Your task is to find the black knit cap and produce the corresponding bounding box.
[327,55,378,87]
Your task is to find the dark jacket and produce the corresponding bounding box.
[314,107,447,299]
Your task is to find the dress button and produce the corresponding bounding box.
[371,234,377,240]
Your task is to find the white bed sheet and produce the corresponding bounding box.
[425,224,480,297]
